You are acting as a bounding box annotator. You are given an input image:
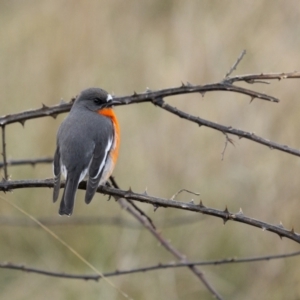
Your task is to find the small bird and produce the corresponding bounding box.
[53,88,120,216]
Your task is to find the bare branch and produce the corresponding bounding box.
[0,102,73,126]
[0,75,286,127]
[109,177,156,230]
[110,178,222,299]
[170,188,200,200]
[227,71,300,84]
[1,126,8,179]
[221,133,235,161]
[2,73,300,163]
[0,157,53,168]
[224,50,246,78]
[116,197,223,299]
[2,250,300,281]
[1,179,299,243]
[152,98,300,158]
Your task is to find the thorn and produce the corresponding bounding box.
[186,81,193,87]
[52,114,58,119]
[107,195,112,201]
[199,91,206,97]
[249,97,255,104]
[223,206,230,224]
[198,200,205,208]
[124,187,133,198]
[153,204,159,212]
[143,187,148,195]
[60,99,67,105]
[19,120,26,127]
[290,227,295,234]
[146,87,152,93]
[277,221,284,229]
[227,136,235,147]
[188,199,194,204]
[181,81,185,87]
[133,91,138,96]
[70,97,76,103]
[236,208,244,216]
[42,103,49,110]
[224,206,229,214]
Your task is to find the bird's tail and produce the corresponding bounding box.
[59,172,81,216]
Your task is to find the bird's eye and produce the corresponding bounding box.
[93,98,101,105]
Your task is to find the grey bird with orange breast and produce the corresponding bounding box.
[53,88,120,216]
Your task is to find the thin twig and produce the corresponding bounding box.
[170,189,200,200]
[2,250,300,281]
[1,126,8,180]
[221,133,235,161]
[0,157,53,168]
[227,71,300,84]
[224,50,246,78]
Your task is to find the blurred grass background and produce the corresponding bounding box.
[1,1,300,299]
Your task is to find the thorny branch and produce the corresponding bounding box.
[1,72,300,161]
[0,179,299,244]
[151,97,300,157]
[110,178,222,299]
[117,196,222,299]
[1,67,300,298]
[2,249,300,281]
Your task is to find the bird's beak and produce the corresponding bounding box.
[107,99,121,107]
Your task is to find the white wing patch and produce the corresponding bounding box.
[79,167,89,183]
[91,137,113,179]
[61,164,67,179]
[60,157,91,184]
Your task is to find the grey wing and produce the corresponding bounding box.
[53,146,61,202]
[85,136,113,204]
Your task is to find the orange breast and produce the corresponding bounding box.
[97,108,120,164]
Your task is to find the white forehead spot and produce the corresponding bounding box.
[106,94,113,102]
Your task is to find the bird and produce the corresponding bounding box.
[52,87,120,216]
